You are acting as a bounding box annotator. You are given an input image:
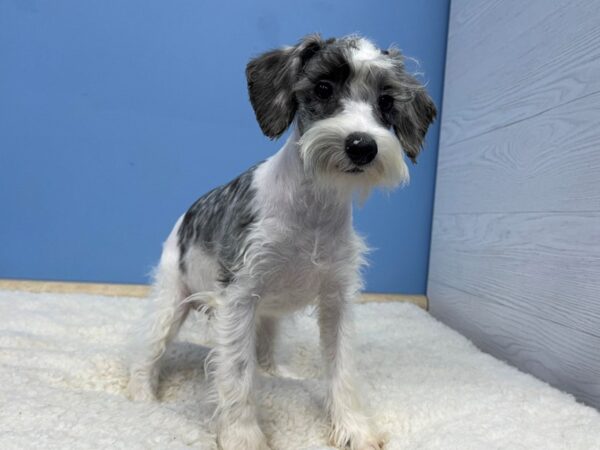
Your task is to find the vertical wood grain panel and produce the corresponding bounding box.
[429,0,600,409]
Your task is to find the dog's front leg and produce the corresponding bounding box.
[256,315,278,374]
[212,289,269,450]
[319,288,383,450]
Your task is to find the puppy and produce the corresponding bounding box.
[128,34,436,450]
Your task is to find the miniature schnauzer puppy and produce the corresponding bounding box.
[128,34,436,450]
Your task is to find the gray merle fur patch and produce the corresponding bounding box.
[178,165,259,285]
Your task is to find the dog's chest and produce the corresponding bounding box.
[250,161,360,312]
[254,213,356,312]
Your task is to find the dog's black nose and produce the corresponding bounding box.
[345,132,378,166]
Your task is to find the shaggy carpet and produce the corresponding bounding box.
[1,290,599,450]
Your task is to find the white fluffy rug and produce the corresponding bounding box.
[1,290,599,450]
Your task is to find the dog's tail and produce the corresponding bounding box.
[180,290,218,317]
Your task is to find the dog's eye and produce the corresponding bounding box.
[314,81,333,100]
[378,95,394,113]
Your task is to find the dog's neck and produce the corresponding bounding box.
[253,128,353,230]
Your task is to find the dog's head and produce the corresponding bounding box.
[246,34,436,192]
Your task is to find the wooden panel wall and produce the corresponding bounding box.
[428,0,600,409]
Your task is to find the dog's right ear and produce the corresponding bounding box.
[246,34,324,139]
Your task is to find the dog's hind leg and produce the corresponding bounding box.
[128,219,190,402]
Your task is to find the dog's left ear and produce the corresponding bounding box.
[246,34,324,139]
[393,75,437,164]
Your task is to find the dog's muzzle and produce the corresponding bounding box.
[345,132,378,166]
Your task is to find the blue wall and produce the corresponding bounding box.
[0,0,449,293]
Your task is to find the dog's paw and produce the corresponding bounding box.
[329,420,386,450]
[218,421,270,450]
[257,362,304,380]
[127,373,157,402]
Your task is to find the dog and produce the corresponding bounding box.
[127,34,436,450]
